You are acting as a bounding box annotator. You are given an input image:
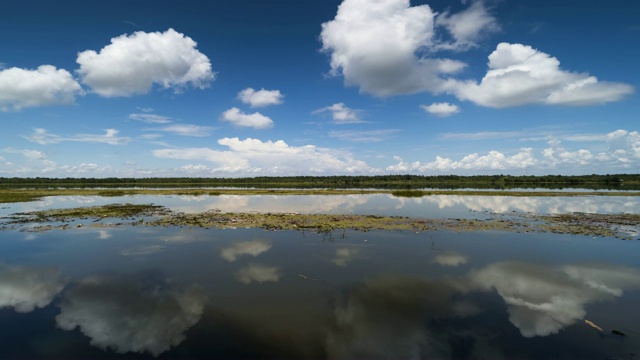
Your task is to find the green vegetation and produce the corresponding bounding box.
[3,203,638,240]
[1,174,639,190]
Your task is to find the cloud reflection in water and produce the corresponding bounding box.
[55,273,206,356]
[235,264,281,285]
[0,264,66,313]
[468,261,640,337]
[220,239,272,262]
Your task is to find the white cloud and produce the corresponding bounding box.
[322,2,631,107]
[25,128,131,145]
[0,65,83,111]
[388,148,537,172]
[436,1,500,51]
[388,129,640,174]
[235,264,281,284]
[221,107,274,129]
[152,137,374,175]
[421,102,460,117]
[237,87,283,107]
[77,28,214,97]
[329,129,401,142]
[542,139,593,167]
[56,274,206,356]
[129,113,172,124]
[320,0,468,96]
[220,239,272,262]
[313,102,363,124]
[0,264,66,313]
[153,124,214,137]
[3,148,46,160]
[453,43,634,107]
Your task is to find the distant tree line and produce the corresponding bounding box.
[1,174,638,190]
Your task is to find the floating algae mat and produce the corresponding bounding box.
[0,193,639,359]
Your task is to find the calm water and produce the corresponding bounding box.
[1,194,639,359]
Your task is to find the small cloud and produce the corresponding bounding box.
[237,88,284,108]
[235,264,281,284]
[312,103,363,124]
[421,102,461,117]
[129,113,172,124]
[221,107,274,129]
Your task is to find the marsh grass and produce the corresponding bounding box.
[4,203,638,240]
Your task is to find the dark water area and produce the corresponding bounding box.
[1,223,639,359]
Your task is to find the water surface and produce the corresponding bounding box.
[0,194,639,359]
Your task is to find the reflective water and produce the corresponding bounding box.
[3,193,640,218]
[1,195,639,359]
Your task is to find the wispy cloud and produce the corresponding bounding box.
[329,129,401,142]
[3,148,46,160]
[313,103,364,124]
[439,131,527,141]
[25,128,131,145]
[129,113,172,124]
[151,124,214,137]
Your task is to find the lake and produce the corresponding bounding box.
[0,193,639,359]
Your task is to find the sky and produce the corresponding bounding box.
[0,0,638,178]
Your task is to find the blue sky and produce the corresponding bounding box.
[1,0,638,177]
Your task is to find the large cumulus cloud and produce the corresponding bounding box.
[320,0,466,97]
[76,28,214,97]
[321,0,633,106]
[454,43,634,107]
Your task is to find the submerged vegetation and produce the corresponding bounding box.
[3,203,638,240]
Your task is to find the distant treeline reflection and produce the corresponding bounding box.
[1,174,638,190]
